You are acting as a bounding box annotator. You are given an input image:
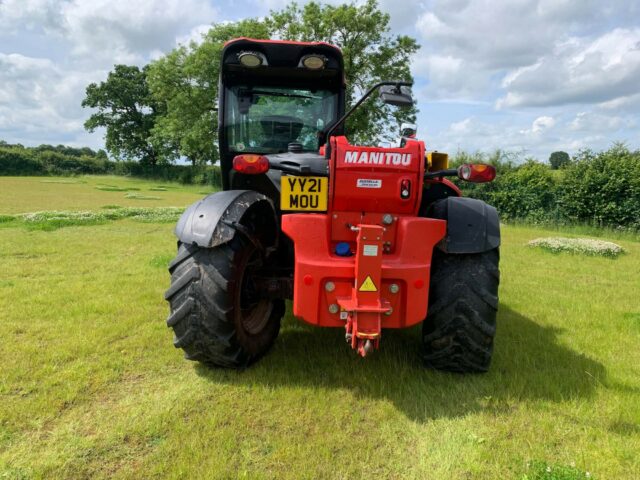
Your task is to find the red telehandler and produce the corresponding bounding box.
[165,38,500,372]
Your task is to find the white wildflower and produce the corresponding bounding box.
[16,207,183,227]
[528,237,625,258]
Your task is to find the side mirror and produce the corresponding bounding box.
[400,123,417,138]
[379,85,414,107]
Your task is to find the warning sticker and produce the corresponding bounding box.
[356,179,382,189]
[359,275,378,292]
[363,244,378,257]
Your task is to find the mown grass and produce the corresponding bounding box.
[0,175,212,214]
[0,207,184,231]
[0,177,638,479]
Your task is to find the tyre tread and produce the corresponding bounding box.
[165,239,282,368]
[423,248,500,373]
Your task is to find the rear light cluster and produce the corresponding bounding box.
[232,154,270,174]
[457,163,496,183]
[400,179,411,199]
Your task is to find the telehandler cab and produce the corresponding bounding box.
[165,38,500,372]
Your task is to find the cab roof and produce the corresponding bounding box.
[221,37,345,88]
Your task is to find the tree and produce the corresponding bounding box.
[82,65,165,165]
[147,19,269,166]
[90,1,420,163]
[267,0,419,144]
[549,151,570,170]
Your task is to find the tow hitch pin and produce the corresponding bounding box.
[363,340,374,355]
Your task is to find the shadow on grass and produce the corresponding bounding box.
[195,304,606,422]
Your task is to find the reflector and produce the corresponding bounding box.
[232,154,270,174]
[457,163,496,183]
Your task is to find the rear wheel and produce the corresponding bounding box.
[422,248,499,372]
[165,236,284,368]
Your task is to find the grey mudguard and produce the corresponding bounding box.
[431,197,500,254]
[175,190,275,248]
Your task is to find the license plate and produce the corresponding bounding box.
[280,175,328,211]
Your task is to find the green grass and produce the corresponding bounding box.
[124,192,162,200]
[521,460,593,480]
[0,175,214,214]
[95,184,141,192]
[0,177,639,479]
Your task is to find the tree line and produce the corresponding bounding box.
[81,0,418,166]
[2,139,638,229]
[0,141,221,185]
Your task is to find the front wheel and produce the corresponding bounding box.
[422,248,500,372]
[164,236,284,368]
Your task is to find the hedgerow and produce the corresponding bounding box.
[559,144,640,229]
[3,140,639,229]
[0,141,223,187]
[452,144,640,230]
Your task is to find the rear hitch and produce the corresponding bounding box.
[338,224,389,357]
[344,316,380,357]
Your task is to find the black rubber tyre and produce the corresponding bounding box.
[422,248,500,373]
[165,236,284,368]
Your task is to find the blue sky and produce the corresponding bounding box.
[1,0,639,161]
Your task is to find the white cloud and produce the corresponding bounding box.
[449,117,474,134]
[598,93,640,112]
[176,24,214,47]
[531,116,556,134]
[427,108,634,160]
[415,0,570,70]
[60,0,217,63]
[414,0,640,108]
[1,0,217,64]
[0,0,64,32]
[0,0,217,146]
[568,111,634,132]
[0,53,101,139]
[497,28,640,108]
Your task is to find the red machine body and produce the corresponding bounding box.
[166,36,500,370]
[282,136,448,355]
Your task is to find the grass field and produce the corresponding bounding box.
[1,176,639,479]
[0,176,211,214]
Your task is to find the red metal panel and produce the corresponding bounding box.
[328,136,425,214]
[224,37,342,52]
[281,214,446,329]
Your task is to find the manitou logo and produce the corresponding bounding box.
[344,151,412,166]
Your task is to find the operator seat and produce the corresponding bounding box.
[260,115,304,151]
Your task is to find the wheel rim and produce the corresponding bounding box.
[238,248,272,335]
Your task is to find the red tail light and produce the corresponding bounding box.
[232,154,269,174]
[457,163,496,183]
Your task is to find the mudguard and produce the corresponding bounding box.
[174,190,277,248]
[430,197,500,254]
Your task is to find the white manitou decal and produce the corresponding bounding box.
[344,151,412,166]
